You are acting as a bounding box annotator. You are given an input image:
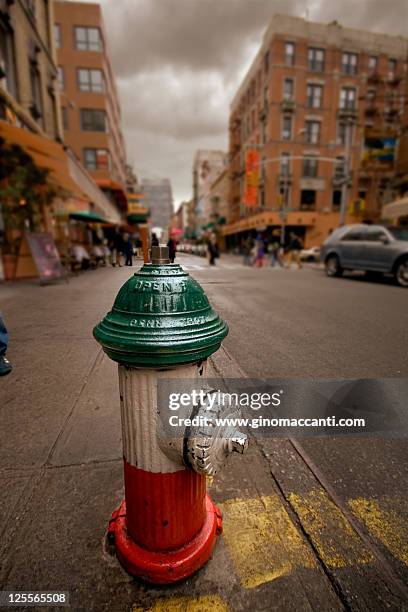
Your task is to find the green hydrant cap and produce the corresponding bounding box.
[93,254,228,367]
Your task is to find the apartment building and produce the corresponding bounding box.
[193,150,228,234]
[226,15,408,247]
[54,1,128,211]
[140,178,173,235]
[0,0,62,137]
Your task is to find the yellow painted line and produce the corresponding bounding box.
[132,595,228,612]
[220,495,316,589]
[349,497,408,566]
[288,490,374,568]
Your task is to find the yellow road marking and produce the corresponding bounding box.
[220,495,316,588]
[349,497,408,566]
[132,595,228,612]
[287,490,374,568]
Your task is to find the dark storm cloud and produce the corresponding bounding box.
[93,0,408,202]
[107,0,304,77]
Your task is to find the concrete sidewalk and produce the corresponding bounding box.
[0,266,407,611]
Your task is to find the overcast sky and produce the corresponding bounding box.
[89,0,408,207]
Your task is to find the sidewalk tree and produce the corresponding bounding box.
[0,137,66,255]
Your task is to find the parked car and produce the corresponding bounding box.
[320,224,408,287]
[300,246,321,262]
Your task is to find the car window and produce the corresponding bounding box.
[341,228,366,241]
[388,228,408,241]
[366,228,388,241]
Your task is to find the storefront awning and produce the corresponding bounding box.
[0,119,87,202]
[69,211,107,223]
[127,213,149,224]
[382,196,408,220]
[0,120,122,224]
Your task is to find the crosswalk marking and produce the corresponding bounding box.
[132,595,228,612]
[349,497,408,565]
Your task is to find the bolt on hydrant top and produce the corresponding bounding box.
[93,246,228,367]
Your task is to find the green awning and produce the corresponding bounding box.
[69,211,107,223]
[127,213,149,224]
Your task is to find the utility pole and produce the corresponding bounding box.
[339,117,353,226]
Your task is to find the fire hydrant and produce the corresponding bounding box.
[93,246,248,584]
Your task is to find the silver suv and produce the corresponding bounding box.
[321,224,408,287]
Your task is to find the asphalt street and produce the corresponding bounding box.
[0,253,407,611]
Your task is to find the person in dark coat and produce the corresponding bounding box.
[151,233,159,247]
[167,238,177,263]
[123,233,134,266]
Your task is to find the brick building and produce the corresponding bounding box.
[193,150,228,235]
[226,15,408,248]
[54,1,128,212]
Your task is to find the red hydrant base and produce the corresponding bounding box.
[108,495,223,584]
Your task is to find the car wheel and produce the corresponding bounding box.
[395,258,408,287]
[325,255,342,277]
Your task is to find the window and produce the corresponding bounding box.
[0,17,17,97]
[282,116,292,140]
[26,0,36,17]
[61,107,69,131]
[300,190,316,210]
[80,108,106,131]
[337,121,354,145]
[54,23,61,49]
[368,56,377,72]
[366,227,388,242]
[77,68,104,92]
[83,148,110,170]
[332,189,342,210]
[337,121,346,145]
[302,157,318,177]
[306,83,323,108]
[308,48,325,72]
[280,152,291,176]
[283,78,294,100]
[341,228,365,241]
[342,52,358,75]
[57,66,64,91]
[263,85,268,109]
[285,42,295,66]
[340,87,356,109]
[74,26,102,51]
[264,50,270,73]
[29,59,43,122]
[388,58,397,75]
[305,120,321,144]
[334,156,346,181]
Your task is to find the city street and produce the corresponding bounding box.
[0,254,407,611]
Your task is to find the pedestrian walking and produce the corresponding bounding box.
[151,233,159,247]
[0,315,12,376]
[288,233,303,269]
[254,240,265,267]
[207,235,219,266]
[167,238,177,263]
[123,233,134,266]
[268,240,283,267]
[110,228,124,267]
[242,237,253,266]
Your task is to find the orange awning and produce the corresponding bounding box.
[0,120,88,203]
[95,178,126,192]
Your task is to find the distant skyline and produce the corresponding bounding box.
[74,0,408,208]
